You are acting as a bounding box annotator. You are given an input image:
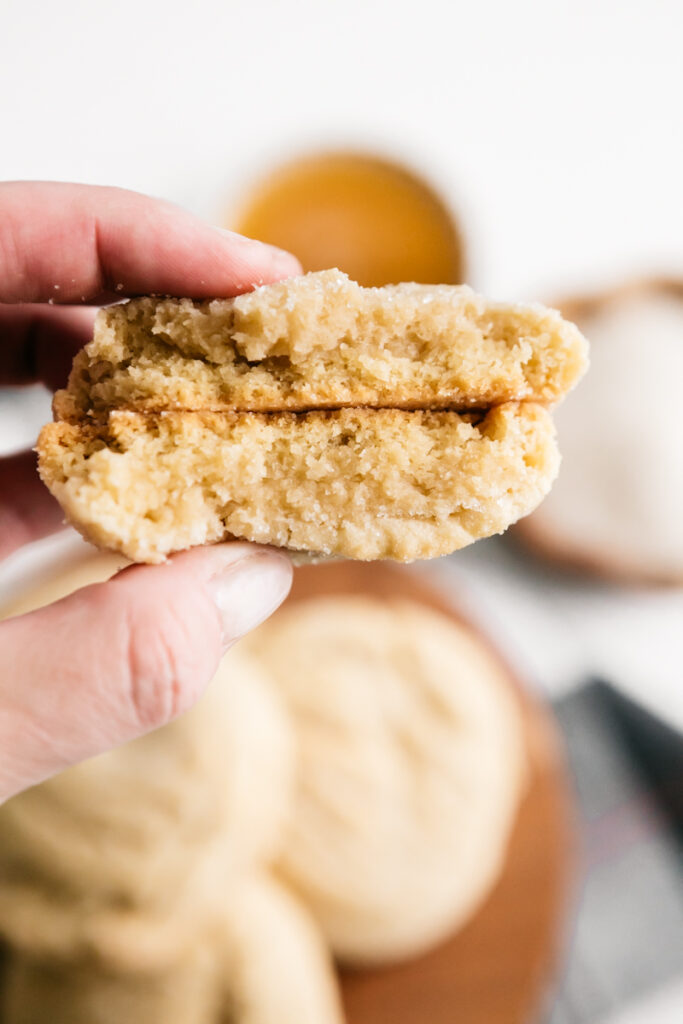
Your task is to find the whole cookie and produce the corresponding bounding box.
[216,873,343,1024]
[244,596,526,964]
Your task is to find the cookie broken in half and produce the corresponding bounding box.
[38,270,587,563]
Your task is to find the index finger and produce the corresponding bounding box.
[0,182,301,304]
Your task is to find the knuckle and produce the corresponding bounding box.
[119,594,215,731]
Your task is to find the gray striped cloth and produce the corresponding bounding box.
[549,682,683,1023]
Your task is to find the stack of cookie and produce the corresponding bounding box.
[37,270,587,565]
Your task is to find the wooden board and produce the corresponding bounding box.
[288,561,575,1024]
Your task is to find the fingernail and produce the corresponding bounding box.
[215,228,301,277]
[262,243,302,277]
[215,227,257,245]
[208,552,292,649]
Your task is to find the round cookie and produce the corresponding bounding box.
[516,278,683,583]
[216,873,343,1024]
[244,596,526,965]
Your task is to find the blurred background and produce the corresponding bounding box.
[0,1,682,1022]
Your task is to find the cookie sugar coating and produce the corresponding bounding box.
[38,404,559,564]
[54,269,587,418]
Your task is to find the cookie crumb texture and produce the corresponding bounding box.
[39,270,584,563]
[54,269,587,418]
[38,405,558,564]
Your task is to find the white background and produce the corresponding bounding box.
[1,0,681,300]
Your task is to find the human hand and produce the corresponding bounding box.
[0,182,298,802]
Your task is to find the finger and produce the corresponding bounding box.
[0,544,292,802]
[0,451,65,561]
[0,181,301,305]
[0,305,96,389]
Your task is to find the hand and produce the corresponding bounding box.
[0,182,297,803]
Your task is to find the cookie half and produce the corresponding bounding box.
[38,404,559,564]
[53,270,587,419]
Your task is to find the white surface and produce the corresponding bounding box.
[0,0,681,300]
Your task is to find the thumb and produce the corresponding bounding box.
[0,544,291,802]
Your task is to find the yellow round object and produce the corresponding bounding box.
[232,151,465,287]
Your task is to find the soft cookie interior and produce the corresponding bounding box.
[54,270,588,419]
[38,270,586,563]
[38,405,559,564]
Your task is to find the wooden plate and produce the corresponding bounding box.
[287,561,575,1024]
